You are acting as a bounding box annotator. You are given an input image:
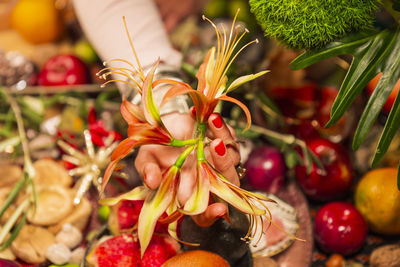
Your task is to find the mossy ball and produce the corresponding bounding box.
[249,0,379,50]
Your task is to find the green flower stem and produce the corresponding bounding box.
[174,145,196,169]
[0,198,29,246]
[195,123,207,161]
[3,89,35,177]
[171,138,198,147]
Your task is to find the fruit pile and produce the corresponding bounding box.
[243,76,400,265]
[0,0,101,90]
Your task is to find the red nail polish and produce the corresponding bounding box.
[190,106,196,116]
[212,114,223,128]
[215,140,226,156]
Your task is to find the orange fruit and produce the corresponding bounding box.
[354,168,400,234]
[11,0,63,44]
[163,250,230,267]
[366,73,400,114]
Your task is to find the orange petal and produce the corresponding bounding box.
[121,99,145,124]
[218,95,252,131]
[138,166,179,257]
[209,173,265,215]
[110,137,138,161]
[99,186,148,206]
[196,48,213,94]
[181,162,210,215]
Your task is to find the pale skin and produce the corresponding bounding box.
[135,111,240,227]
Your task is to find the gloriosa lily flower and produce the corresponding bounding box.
[99,12,278,257]
[155,13,269,130]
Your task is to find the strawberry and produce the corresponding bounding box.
[88,234,179,267]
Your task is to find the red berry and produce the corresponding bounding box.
[314,202,367,255]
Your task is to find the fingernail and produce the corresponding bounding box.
[215,140,226,156]
[216,211,226,218]
[190,106,196,116]
[211,114,223,128]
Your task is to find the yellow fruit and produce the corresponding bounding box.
[163,250,230,267]
[11,0,63,44]
[354,168,400,234]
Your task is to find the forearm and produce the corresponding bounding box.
[72,0,182,69]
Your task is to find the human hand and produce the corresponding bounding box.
[134,111,240,227]
[154,0,208,32]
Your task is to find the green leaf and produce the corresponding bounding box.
[291,25,400,171]
[327,29,398,128]
[290,32,373,70]
[372,84,400,167]
[284,149,302,169]
[353,32,400,150]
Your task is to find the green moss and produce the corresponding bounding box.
[249,0,380,50]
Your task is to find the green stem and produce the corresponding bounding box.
[0,177,26,218]
[0,199,29,245]
[3,89,35,177]
[174,145,196,168]
[195,123,207,161]
[171,138,198,147]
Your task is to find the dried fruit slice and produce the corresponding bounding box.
[48,195,91,233]
[11,225,55,264]
[33,159,73,187]
[28,186,72,225]
[0,164,22,187]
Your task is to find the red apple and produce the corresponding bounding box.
[244,146,286,193]
[295,138,353,201]
[314,202,367,255]
[366,73,400,114]
[38,54,90,86]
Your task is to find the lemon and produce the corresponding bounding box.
[354,168,400,234]
[11,0,63,44]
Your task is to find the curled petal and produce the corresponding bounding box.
[181,161,210,215]
[102,138,142,193]
[160,84,195,107]
[196,48,213,94]
[121,99,145,125]
[210,173,265,216]
[99,186,148,206]
[141,59,163,128]
[218,95,252,131]
[138,166,180,257]
[110,137,138,161]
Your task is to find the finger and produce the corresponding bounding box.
[135,150,161,189]
[208,113,240,165]
[177,165,196,205]
[210,139,240,186]
[164,15,180,33]
[191,203,227,227]
[142,162,162,190]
